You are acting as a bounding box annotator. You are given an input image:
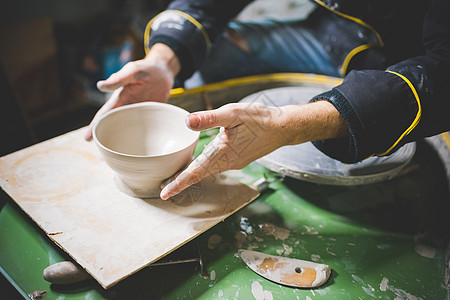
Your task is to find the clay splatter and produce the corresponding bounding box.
[259,223,290,240]
[315,286,331,296]
[376,244,391,250]
[277,244,293,256]
[208,234,222,249]
[303,225,319,235]
[264,290,274,300]
[414,245,436,258]
[389,286,421,300]
[351,274,377,297]
[380,277,389,291]
[234,290,239,300]
[235,231,248,248]
[251,281,274,300]
[247,244,259,251]
[311,254,321,262]
[240,216,254,234]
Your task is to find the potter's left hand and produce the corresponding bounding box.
[84,43,180,141]
[160,101,348,200]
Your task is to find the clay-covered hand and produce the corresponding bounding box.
[160,100,348,200]
[84,43,180,140]
[159,102,290,200]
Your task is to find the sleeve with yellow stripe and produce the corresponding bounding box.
[310,70,423,163]
[311,58,450,163]
[145,0,251,81]
[145,10,211,80]
[309,0,450,163]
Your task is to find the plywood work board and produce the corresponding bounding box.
[0,128,260,288]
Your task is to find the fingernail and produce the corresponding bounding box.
[160,186,172,200]
[97,81,107,92]
[186,113,200,129]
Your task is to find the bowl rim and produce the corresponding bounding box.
[92,102,200,158]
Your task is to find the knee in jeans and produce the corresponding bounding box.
[225,28,251,52]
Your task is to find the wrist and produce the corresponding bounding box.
[144,43,181,78]
[278,101,348,146]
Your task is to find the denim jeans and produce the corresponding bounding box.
[185,18,341,88]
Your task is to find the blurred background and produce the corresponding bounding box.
[0,0,169,156]
[0,0,313,156]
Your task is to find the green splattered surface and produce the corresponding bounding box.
[1,130,449,299]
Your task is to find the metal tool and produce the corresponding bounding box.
[149,242,208,278]
[43,243,207,285]
[239,249,331,288]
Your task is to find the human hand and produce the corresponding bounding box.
[160,102,291,200]
[159,100,348,200]
[84,43,180,140]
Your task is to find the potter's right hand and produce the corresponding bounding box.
[84,43,181,141]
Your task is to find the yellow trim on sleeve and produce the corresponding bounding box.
[313,0,384,47]
[313,0,384,76]
[442,132,450,150]
[340,44,373,75]
[144,12,160,54]
[168,72,343,97]
[376,71,422,156]
[144,10,212,55]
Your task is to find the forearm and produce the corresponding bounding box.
[279,101,349,146]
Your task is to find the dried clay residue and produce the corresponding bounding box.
[258,223,290,240]
[235,231,248,248]
[414,244,436,258]
[251,281,273,300]
[276,244,293,256]
[208,234,222,249]
[380,277,389,291]
[311,254,321,262]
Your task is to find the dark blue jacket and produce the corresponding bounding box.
[147,0,450,163]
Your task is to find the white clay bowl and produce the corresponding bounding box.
[93,102,199,198]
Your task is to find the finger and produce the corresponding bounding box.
[84,88,122,141]
[159,158,193,190]
[186,104,242,131]
[159,138,224,200]
[97,80,122,92]
[96,62,137,92]
[160,162,206,200]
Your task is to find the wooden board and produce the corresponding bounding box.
[0,128,259,288]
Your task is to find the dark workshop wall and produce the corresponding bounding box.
[0,0,170,156]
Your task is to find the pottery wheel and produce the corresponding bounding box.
[239,86,416,185]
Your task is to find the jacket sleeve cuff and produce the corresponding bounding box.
[148,36,194,81]
[311,90,364,163]
[310,69,420,163]
[145,10,211,81]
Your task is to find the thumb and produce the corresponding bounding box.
[84,87,122,141]
[96,63,135,92]
[185,105,241,131]
[97,80,122,93]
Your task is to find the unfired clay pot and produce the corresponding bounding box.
[93,102,199,198]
